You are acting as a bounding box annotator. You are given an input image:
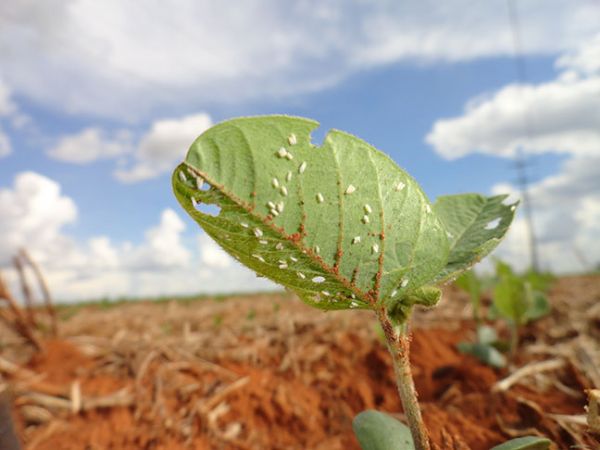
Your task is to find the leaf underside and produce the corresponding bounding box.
[173,116,517,313]
[173,116,449,311]
[433,193,518,283]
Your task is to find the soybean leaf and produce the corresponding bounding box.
[493,274,528,325]
[353,410,414,450]
[173,116,449,313]
[477,324,499,345]
[433,194,517,282]
[490,436,552,450]
[455,270,482,322]
[525,291,550,321]
[457,341,506,369]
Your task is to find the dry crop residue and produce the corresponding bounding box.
[0,276,598,449]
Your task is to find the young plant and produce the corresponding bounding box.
[455,270,507,368]
[353,410,551,450]
[492,261,551,355]
[172,116,517,450]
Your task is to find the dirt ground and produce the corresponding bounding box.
[1,275,599,449]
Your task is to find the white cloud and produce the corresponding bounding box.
[0,78,16,158]
[47,127,131,164]
[198,234,232,269]
[128,209,191,270]
[0,171,273,301]
[426,36,600,273]
[47,113,211,181]
[0,78,15,117]
[0,126,10,157]
[557,33,600,75]
[0,1,598,119]
[491,158,600,273]
[0,172,78,266]
[115,113,212,182]
[425,35,600,164]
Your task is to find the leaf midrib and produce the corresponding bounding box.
[182,162,373,303]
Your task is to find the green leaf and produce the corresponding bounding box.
[173,116,449,313]
[457,341,506,368]
[455,270,482,304]
[455,270,482,322]
[524,291,550,321]
[353,410,414,450]
[495,260,515,279]
[489,436,552,450]
[493,274,528,325]
[433,194,517,282]
[477,325,499,345]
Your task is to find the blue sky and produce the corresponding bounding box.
[1,1,599,301]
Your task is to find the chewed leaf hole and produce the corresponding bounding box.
[312,276,325,283]
[193,200,221,217]
[485,218,501,230]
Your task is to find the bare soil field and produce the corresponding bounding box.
[1,275,599,449]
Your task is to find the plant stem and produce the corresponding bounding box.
[509,320,519,359]
[376,309,430,450]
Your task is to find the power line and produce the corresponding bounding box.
[505,0,540,272]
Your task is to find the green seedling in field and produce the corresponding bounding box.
[455,270,507,368]
[172,116,518,450]
[455,270,484,325]
[353,411,551,450]
[492,261,551,355]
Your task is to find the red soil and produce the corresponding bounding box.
[12,325,587,450]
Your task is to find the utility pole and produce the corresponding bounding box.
[514,152,539,271]
[506,0,541,272]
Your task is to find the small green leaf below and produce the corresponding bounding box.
[489,436,552,450]
[524,291,550,321]
[173,116,450,313]
[433,194,517,283]
[353,410,414,450]
[457,341,506,369]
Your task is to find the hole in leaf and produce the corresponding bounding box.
[312,276,325,283]
[193,200,221,217]
[485,218,501,230]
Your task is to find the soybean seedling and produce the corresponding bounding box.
[492,261,551,356]
[455,270,507,368]
[172,116,517,450]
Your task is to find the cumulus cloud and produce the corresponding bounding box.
[49,113,211,181]
[491,158,600,272]
[426,36,600,273]
[0,172,78,266]
[0,127,10,157]
[115,113,212,182]
[0,78,15,157]
[198,234,232,269]
[0,171,272,301]
[0,78,15,117]
[0,1,598,119]
[426,49,600,159]
[47,127,131,164]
